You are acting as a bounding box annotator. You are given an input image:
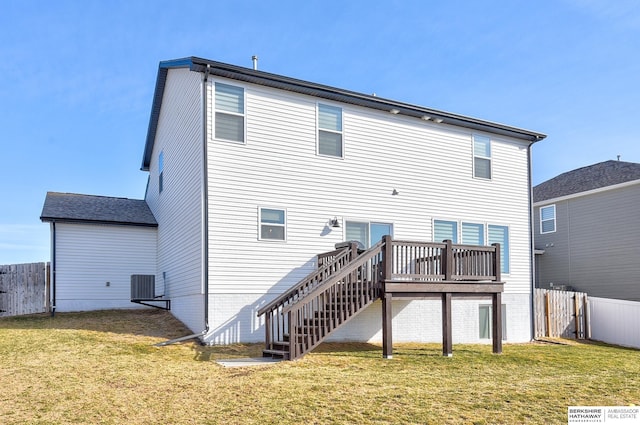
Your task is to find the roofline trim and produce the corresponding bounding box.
[40,217,159,228]
[533,178,640,206]
[142,56,547,169]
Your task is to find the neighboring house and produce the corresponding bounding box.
[533,160,640,301]
[41,56,546,354]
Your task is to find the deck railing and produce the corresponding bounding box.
[385,237,501,282]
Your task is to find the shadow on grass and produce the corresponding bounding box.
[0,309,192,340]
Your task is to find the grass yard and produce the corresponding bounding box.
[0,310,638,424]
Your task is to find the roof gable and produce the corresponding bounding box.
[40,192,157,227]
[533,160,640,203]
[141,56,547,170]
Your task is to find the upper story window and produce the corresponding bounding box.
[345,221,393,248]
[473,135,492,179]
[259,208,286,241]
[158,151,164,193]
[215,82,245,143]
[540,205,556,234]
[434,219,458,243]
[317,104,343,157]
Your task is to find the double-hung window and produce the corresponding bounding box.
[540,205,556,234]
[259,208,286,241]
[473,135,492,179]
[345,221,393,248]
[317,104,343,157]
[215,82,245,143]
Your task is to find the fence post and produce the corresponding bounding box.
[584,295,591,340]
[545,291,552,337]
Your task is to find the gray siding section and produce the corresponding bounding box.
[535,183,640,301]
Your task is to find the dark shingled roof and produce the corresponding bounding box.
[40,192,157,227]
[533,160,640,203]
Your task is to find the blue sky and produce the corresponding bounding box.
[1,0,639,264]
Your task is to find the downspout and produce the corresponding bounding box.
[51,221,56,316]
[528,143,536,340]
[156,64,211,346]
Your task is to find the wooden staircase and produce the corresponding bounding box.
[258,241,384,360]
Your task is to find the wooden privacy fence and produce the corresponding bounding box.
[0,262,49,317]
[534,288,590,339]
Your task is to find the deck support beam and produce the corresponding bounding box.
[492,292,502,354]
[382,293,393,358]
[442,293,452,357]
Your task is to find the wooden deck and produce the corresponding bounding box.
[258,236,504,360]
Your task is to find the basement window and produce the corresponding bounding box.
[479,304,507,340]
[259,208,286,241]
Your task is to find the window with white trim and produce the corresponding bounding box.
[345,221,392,248]
[158,151,164,194]
[479,304,507,340]
[259,208,286,241]
[317,103,343,157]
[540,205,556,234]
[488,224,509,274]
[215,82,245,143]
[433,220,510,274]
[473,135,492,179]
[461,222,484,245]
[434,220,458,243]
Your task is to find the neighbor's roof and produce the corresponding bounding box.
[533,160,640,203]
[141,56,547,170]
[40,192,157,227]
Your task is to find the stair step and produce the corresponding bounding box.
[263,348,290,359]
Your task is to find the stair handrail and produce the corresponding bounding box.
[256,243,358,317]
[282,240,384,315]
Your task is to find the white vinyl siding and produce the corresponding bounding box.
[259,207,286,241]
[473,135,492,179]
[54,223,157,311]
[540,204,556,234]
[215,82,245,143]
[145,68,204,332]
[203,78,533,342]
[317,103,343,157]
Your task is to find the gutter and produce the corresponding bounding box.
[528,144,536,340]
[156,64,212,347]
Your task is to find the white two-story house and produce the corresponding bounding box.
[42,56,546,357]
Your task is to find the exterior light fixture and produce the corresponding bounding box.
[392,189,399,196]
[329,217,341,228]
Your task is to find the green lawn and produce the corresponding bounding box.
[0,310,637,424]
